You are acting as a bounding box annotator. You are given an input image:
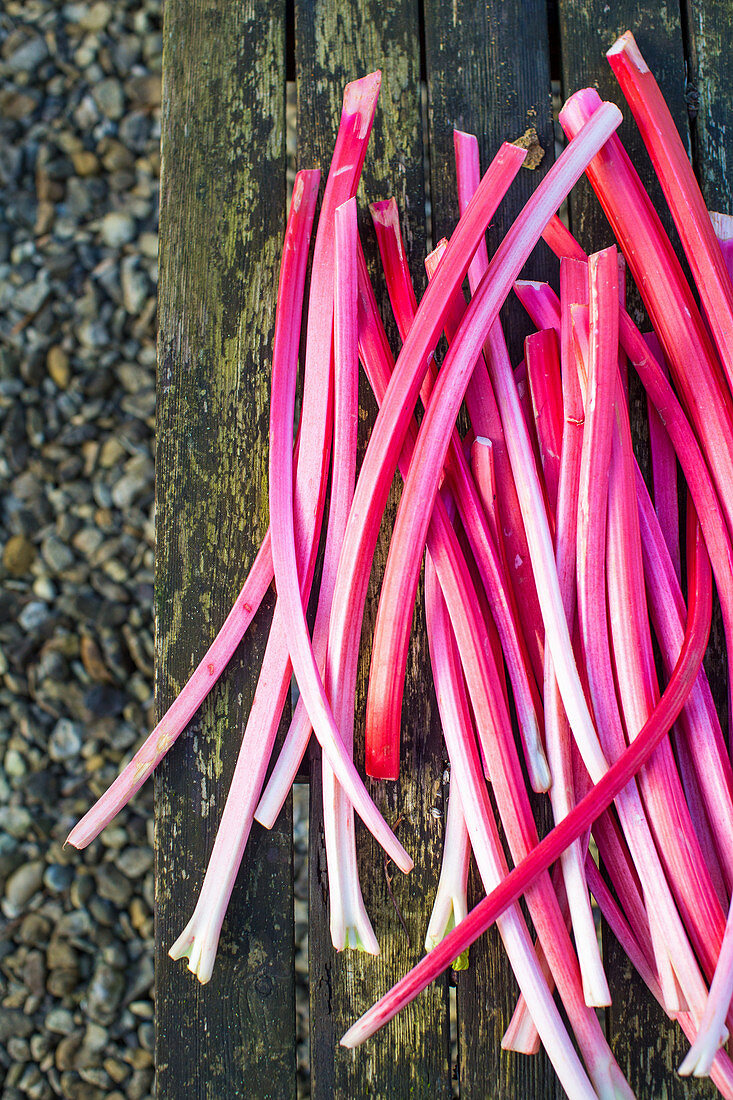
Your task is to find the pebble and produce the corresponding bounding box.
[48,718,83,761]
[99,211,136,248]
[5,861,44,911]
[3,534,35,575]
[46,346,71,389]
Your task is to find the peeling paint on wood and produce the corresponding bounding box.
[155,2,295,1097]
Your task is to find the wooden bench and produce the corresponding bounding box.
[153,0,732,1095]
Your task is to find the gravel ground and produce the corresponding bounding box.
[2,3,164,1098]
[0,6,311,1098]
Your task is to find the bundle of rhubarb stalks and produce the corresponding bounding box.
[67,30,733,1099]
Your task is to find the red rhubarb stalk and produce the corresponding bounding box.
[454,129,545,684]
[324,141,528,782]
[167,168,321,981]
[364,104,622,785]
[607,31,733,397]
[340,508,711,1047]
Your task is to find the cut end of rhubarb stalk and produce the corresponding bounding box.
[558,87,604,134]
[606,30,649,72]
[168,923,216,985]
[678,1023,730,1078]
[710,211,733,242]
[342,70,382,136]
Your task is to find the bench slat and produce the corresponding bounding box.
[422,2,564,1094]
[155,2,295,1096]
[293,3,454,1096]
[687,0,733,217]
[557,5,722,1096]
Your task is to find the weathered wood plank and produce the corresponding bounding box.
[557,6,719,1097]
[685,0,733,215]
[294,4,452,1097]
[422,3,562,1096]
[154,2,295,1097]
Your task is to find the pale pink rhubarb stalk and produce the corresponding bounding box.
[644,331,680,582]
[66,541,272,846]
[454,129,545,685]
[320,198,379,952]
[424,555,600,1099]
[369,209,548,792]
[325,140,528,782]
[573,258,708,1020]
[168,168,321,981]
[607,31,733,397]
[265,80,412,872]
[341,240,624,1090]
[424,773,470,966]
[711,211,733,281]
[170,73,392,981]
[559,89,733,549]
[679,894,733,1077]
[340,510,711,1048]
[365,105,623,788]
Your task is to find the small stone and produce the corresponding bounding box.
[0,1008,34,1042]
[55,1033,82,1072]
[120,257,148,315]
[47,939,78,971]
[48,718,83,761]
[5,748,27,778]
[83,684,126,718]
[41,536,74,574]
[44,864,74,894]
[103,1059,128,1085]
[47,346,70,390]
[4,860,44,910]
[99,212,135,249]
[78,0,112,30]
[92,78,124,121]
[18,912,51,944]
[45,1008,75,1036]
[6,37,48,74]
[116,847,153,879]
[95,864,131,906]
[3,534,35,576]
[125,73,161,109]
[71,151,99,177]
[86,964,125,1024]
[80,635,111,682]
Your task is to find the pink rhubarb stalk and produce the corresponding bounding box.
[319,198,380,952]
[607,31,733,397]
[340,507,711,1048]
[68,514,276,844]
[266,78,412,873]
[325,140,528,782]
[559,88,733,550]
[168,168,321,981]
[424,555,600,1098]
[524,328,563,515]
[170,72,391,982]
[454,129,545,685]
[364,104,623,787]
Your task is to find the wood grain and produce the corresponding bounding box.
[558,5,719,1095]
[685,0,733,214]
[422,2,563,1095]
[155,2,294,1096]
[294,3,452,1097]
